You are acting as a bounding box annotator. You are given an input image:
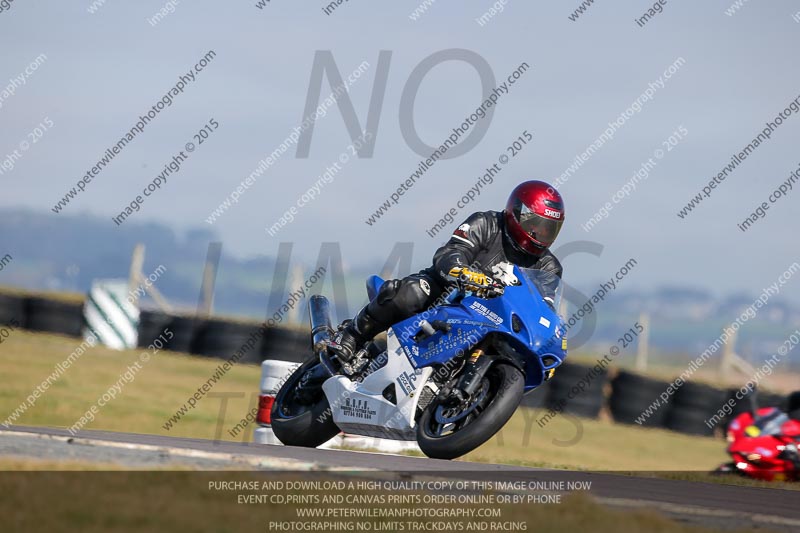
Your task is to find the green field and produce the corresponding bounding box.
[0,329,735,473]
[0,330,260,441]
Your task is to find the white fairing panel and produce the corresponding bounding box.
[322,328,432,441]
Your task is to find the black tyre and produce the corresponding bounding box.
[671,382,727,411]
[610,371,672,427]
[0,294,25,327]
[25,297,84,337]
[194,319,263,364]
[612,370,672,404]
[271,357,340,448]
[665,408,715,436]
[547,362,592,382]
[665,382,727,437]
[261,327,308,363]
[137,310,172,348]
[759,392,786,411]
[555,393,604,418]
[167,315,199,354]
[546,363,606,419]
[417,363,524,460]
[720,388,757,430]
[610,401,664,427]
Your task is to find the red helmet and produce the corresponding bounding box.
[504,180,565,256]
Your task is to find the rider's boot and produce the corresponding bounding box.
[328,308,383,363]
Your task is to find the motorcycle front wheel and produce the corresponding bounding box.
[270,357,340,448]
[417,362,524,460]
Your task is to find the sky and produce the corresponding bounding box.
[2,0,800,301]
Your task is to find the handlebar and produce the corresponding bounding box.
[456,273,505,298]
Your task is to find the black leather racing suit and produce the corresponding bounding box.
[354,211,563,337]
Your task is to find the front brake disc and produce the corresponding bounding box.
[434,380,489,425]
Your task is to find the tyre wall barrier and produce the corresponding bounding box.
[260,327,308,363]
[24,297,84,337]
[138,311,269,363]
[136,311,199,354]
[609,370,672,428]
[137,310,173,348]
[194,319,263,364]
[0,294,26,327]
[136,311,311,364]
[519,382,549,409]
[167,315,201,354]
[720,387,757,430]
[758,391,787,411]
[664,381,728,437]
[544,362,607,419]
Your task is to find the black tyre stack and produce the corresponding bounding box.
[520,381,550,409]
[664,382,727,436]
[545,362,607,419]
[137,312,200,354]
[758,391,787,411]
[194,319,264,364]
[0,294,26,327]
[720,387,758,430]
[609,371,670,427]
[137,310,172,348]
[261,326,308,363]
[166,315,200,354]
[24,297,84,337]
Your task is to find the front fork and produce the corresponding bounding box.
[440,349,494,406]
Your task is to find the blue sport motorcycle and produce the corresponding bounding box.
[271,266,567,460]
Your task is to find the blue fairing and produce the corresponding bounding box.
[366,275,385,302]
[390,266,567,392]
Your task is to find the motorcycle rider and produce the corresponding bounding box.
[329,180,566,364]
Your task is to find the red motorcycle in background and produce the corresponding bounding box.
[716,392,800,482]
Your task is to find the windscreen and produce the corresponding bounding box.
[518,268,563,309]
[755,411,789,436]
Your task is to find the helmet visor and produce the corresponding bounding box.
[518,206,563,247]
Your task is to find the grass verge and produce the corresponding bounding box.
[0,329,762,475]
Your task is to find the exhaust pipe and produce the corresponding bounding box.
[310,295,334,350]
[309,295,338,377]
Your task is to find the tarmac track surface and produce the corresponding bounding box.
[2,425,799,532]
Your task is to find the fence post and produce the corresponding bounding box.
[635,312,650,371]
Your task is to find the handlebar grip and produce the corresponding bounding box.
[420,321,436,336]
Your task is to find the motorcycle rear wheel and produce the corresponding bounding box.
[417,362,523,460]
[270,357,340,448]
